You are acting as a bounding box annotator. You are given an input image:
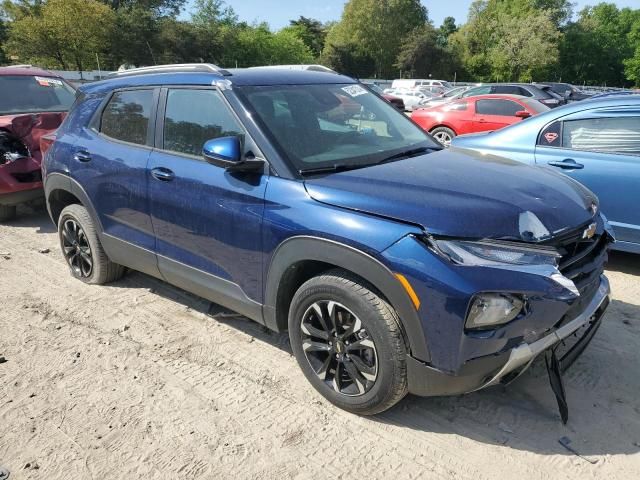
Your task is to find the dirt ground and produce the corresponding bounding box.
[1,205,639,480]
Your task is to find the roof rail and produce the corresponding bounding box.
[108,63,232,78]
[6,64,33,68]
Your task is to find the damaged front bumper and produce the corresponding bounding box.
[407,274,610,397]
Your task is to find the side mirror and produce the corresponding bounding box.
[202,136,264,172]
[515,110,531,119]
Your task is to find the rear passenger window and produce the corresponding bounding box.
[100,89,153,145]
[163,89,244,157]
[492,85,519,95]
[562,117,640,155]
[463,86,491,97]
[476,99,523,116]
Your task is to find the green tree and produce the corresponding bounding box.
[323,0,428,78]
[396,24,460,79]
[191,0,236,26]
[437,16,457,47]
[99,0,185,17]
[451,0,563,82]
[283,16,327,58]
[558,3,640,86]
[5,0,115,73]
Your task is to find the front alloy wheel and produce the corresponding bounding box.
[289,270,408,415]
[301,300,378,396]
[61,218,93,278]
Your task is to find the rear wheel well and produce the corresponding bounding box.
[48,189,82,225]
[429,125,456,135]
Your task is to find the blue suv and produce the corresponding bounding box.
[43,64,612,415]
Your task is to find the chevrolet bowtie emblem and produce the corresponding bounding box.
[583,223,597,239]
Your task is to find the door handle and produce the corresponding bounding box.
[478,118,486,123]
[151,167,175,182]
[73,150,91,162]
[548,159,584,170]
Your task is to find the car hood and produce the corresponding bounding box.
[0,112,66,162]
[304,148,596,241]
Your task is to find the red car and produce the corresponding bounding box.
[0,66,75,221]
[411,94,548,146]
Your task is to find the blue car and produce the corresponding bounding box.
[43,64,611,415]
[453,95,640,254]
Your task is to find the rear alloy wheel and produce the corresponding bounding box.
[289,270,408,415]
[61,218,93,278]
[430,126,456,147]
[58,204,125,284]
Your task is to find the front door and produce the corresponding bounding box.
[147,87,268,312]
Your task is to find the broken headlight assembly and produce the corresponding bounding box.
[429,238,561,267]
[466,293,525,330]
[0,131,30,165]
[427,238,565,329]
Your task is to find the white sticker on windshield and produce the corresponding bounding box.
[35,76,63,87]
[341,85,368,97]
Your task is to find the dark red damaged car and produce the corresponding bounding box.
[0,66,75,221]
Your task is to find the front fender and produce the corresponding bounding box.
[263,235,430,362]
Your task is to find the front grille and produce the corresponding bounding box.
[548,221,609,326]
[556,232,608,295]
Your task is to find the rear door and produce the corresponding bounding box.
[535,108,640,247]
[72,87,160,275]
[473,99,522,132]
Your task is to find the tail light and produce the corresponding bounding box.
[40,132,57,157]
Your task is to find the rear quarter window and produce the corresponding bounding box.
[100,89,154,146]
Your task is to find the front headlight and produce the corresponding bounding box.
[466,293,524,329]
[430,239,561,267]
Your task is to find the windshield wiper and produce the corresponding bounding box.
[376,145,442,165]
[298,164,366,176]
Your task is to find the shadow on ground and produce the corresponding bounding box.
[4,203,57,234]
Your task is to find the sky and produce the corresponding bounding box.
[183,0,640,30]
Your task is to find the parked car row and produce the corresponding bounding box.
[1,64,628,421]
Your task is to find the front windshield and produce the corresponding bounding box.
[237,83,438,171]
[0,75,76,115]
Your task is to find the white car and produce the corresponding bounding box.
[385,89,433,111]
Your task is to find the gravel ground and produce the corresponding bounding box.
[1,205,639,480]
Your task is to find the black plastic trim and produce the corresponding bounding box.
[406,352,508,396]
[157,254,264,324]
[264,236,430,362]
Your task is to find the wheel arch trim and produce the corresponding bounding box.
[263,236,430,362]
[44,173,103,232]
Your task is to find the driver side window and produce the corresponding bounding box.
[163,88,244,157]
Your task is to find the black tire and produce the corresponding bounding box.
[430,126,456,147]
[57,204,125,285]
[0,205,16,222]
[289,269,408,415]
